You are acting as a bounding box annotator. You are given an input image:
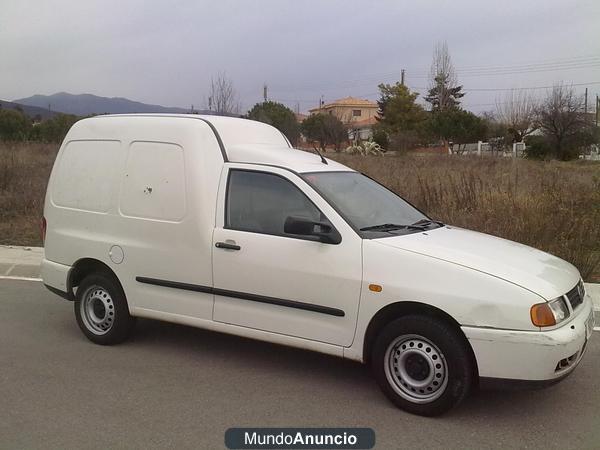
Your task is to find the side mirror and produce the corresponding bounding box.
[284,216,341,244]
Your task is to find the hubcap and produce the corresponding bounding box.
[80,286,115,335]
[384,334,448,404]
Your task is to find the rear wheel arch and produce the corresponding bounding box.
[68,258,123,299]
[363,301,478,378]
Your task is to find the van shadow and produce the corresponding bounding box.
[132,317,374,383]
[126,318,573,418]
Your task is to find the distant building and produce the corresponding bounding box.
[295,112,309,123]
[309,96,378,140]
[309,96,378,124]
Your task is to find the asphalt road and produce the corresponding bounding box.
[1,279,599,450]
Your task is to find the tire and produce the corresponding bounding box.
[371,315,473,416]
[74,273,136,345]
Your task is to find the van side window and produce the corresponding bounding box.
[226,170,324,238]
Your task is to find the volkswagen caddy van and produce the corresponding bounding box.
[41,114,595,416]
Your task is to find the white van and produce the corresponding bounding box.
[42,114,594,416]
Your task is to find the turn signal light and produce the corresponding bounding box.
[369,284,382,292]
[530,303,556,327]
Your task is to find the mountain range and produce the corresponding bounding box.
[10,92,201,117]
[0,99,59,119]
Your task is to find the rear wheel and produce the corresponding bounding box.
[371,315,473,416]
[74,273,135,345]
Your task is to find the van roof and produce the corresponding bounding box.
[90,114,352,173]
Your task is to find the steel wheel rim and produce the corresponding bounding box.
[80,286,115,335]
[384,334,448,404]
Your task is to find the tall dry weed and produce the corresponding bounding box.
[1,144,599,281]
[0,142,58,245]
[332,154,600,281]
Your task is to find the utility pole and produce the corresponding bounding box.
[263,84,268,102]
[401,69,405,86]
[584,88,588,114]
[596,95,599,127]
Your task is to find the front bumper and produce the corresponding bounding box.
[462,295,594,382]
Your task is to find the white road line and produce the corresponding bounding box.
[0,275,42,282]
[3,264,17,276]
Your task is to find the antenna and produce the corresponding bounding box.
[313,147,328,165]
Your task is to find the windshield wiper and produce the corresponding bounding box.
[410,218,445,228]
[360,223,425,232]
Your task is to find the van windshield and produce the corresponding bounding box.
[302,171,441,237]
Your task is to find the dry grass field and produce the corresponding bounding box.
[331,153,600,282]
[0,143,58,246]
[1,143,599,281]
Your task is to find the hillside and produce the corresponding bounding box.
[0,100,59,119]
[13,92,194,116]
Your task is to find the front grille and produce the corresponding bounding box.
[565,280,585,310]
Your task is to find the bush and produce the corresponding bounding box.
[0,109,32,141]
[524,135,553,160]
[388,129,422,152]
[371,127,389,149]
[34,114,80,143]
[301,113,347,151]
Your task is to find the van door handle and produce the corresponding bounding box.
[215,241,241,251]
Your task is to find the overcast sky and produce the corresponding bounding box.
[1,0,599,113]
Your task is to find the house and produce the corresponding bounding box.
[294,112,309,123]
[309,96,378,140]
[309,96,378,124]
[347,116,378,141]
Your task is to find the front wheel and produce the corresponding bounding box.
[371,315,474,416]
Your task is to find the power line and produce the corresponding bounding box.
[268,55,600,92]
[408,54,600,72]
[270,82,600,109]
[409,56,600,75]
[460,81,600,92]
[406,61,600,79]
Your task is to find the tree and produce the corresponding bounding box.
[247,101,300,145]
[376,82,427,134]
[426,109,487,151]
[495,90,538,143]
[537,84,595,160]
[207,72,240,115]
[375,82,428,151]
[0,109,31,141]
[300,113,347,151]
[35,114,80,143]
[424,42,465,111]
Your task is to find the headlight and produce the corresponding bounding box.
[531,297,570,327]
